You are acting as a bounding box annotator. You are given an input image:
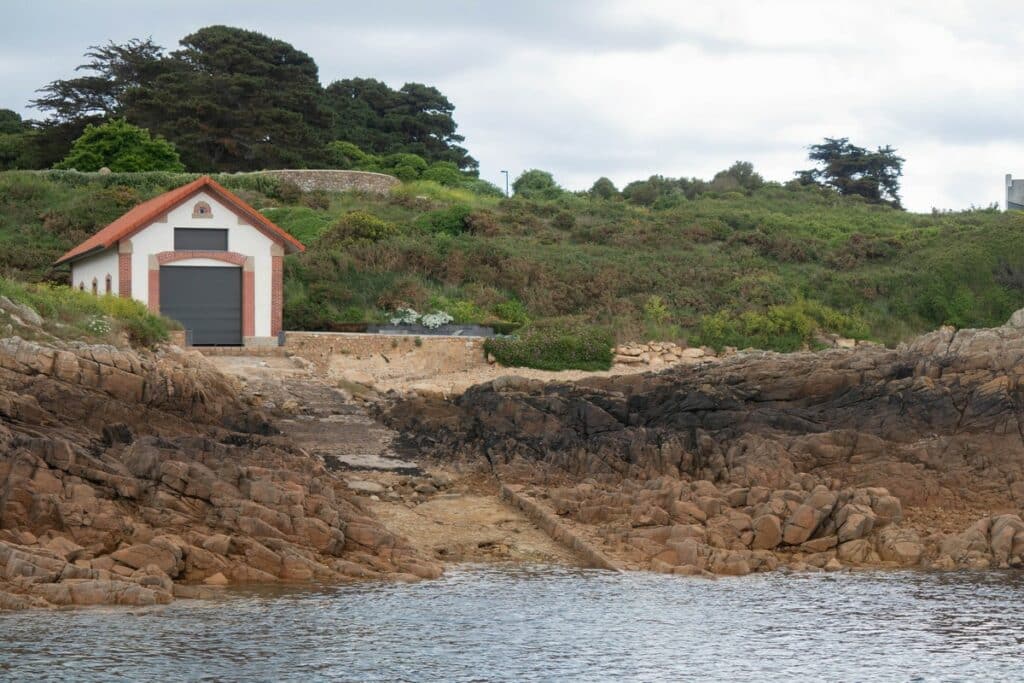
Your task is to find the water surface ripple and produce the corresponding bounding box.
[2,567,1023,681]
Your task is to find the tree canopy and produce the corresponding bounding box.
[513,169,564,200]
[26,26,476,173]
[122,26,330,171]
[55,118,184,172]
[797,137,904,207]
[589,177,619,199]
[324,78,477,171]
[0,110,36,170]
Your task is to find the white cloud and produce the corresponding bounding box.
[2,0,1021,210]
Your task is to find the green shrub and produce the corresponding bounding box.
[55,119,185,173]
[225,173,282,197]
[271,180,303,204]
[493,299,530,326]
[339,305,369,322]
[589,177,619,199]
[694,300,868,352]
[391,180,493,205]
[460,178,506,198]
[429,295,484,323]
[416,204,473,235]
[324,141,372,169]
[302,190,331,210]
[552,210,575,230]
[259,206,332,244]
[643,295,671,325]
[512,169,565,200]
[484,322,613,371]
[319,211,397,245]
[422,162,463,186]
[381,153,428,181]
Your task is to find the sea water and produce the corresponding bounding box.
[2,566,1022,681]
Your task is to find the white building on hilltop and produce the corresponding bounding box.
[1007,174,1024,211]
[56,176,305,346]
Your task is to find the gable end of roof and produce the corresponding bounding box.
[56,176,305,265]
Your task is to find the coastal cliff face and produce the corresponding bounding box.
[385,323,1024,575]
[0,337,439,610]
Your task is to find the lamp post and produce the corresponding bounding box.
[500,170,510,197]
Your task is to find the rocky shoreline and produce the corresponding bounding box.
[5,314,1024,610]
[384,320,1024,576]
[0,336,439,610]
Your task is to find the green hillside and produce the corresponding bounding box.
[2,170,1022,352]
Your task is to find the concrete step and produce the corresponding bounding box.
[194,347,290,357]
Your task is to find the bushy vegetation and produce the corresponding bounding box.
[484,321,614,371]
[55,119,184,172]
[0,277,175,346]
[694,300,870,352]
[3,167,1024,359]
[324,142,501,196]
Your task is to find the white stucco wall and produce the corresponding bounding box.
[127,190,276,337]
[71,248,118,296]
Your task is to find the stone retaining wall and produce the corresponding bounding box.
[281,331,488,377]
[253,170,399,194]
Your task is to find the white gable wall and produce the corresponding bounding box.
[127,190,277,337]
[71,248,118,295]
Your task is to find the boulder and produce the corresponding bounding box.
[989,514,1024,567]
[837,539,878,564]
[836,504,876,542]
[109,543,178,576]
[750,514,782,550]
[876,528,923,566]
[782,488,837,545]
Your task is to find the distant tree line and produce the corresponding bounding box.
[515,141,904,209]
[0,25,477,174]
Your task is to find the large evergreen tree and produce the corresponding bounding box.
[26,26,477,173]
[30,38,165,168]
[33,38,164,124]
[797,137,904,208]
[124,26,330,171]
[324,78,477,171]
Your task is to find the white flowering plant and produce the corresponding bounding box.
[389,307,421,326]
[420,311,454,329]
[85,316,111,335]
[389,307,454,330]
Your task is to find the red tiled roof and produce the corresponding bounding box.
[55,175,305,264]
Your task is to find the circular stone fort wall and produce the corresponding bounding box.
[253,170,400,194]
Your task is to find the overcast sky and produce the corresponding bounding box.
[3,0,1022,211]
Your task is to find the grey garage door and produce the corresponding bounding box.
[159,266,242,346]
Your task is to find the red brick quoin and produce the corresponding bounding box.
[271,252,283,336]
[118,252,132,298]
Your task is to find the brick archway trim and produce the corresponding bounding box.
[149,251,255,338]
[155,250,247,266]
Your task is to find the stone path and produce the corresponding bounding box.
[207,356,420,472]
[206,354,585,567]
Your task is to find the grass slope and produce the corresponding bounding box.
[2,170,1023,352]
